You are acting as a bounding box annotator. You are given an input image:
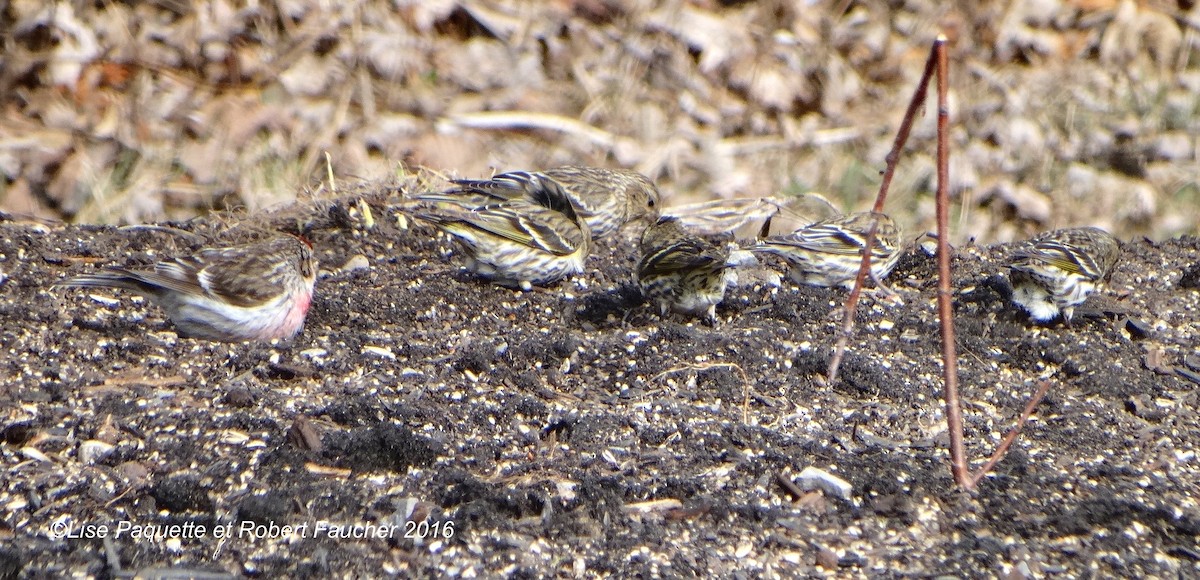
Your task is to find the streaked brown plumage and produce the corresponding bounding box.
[415,174,591,290]
[57,235,317,342]
[749,211,902,289]
[1008,226,1119,322]
[660,197,784,237]
[422,166,660,239]
[637,216,732,324]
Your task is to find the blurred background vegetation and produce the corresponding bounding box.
[1,0,1197,243]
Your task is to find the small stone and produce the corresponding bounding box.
[225,386,254,407]
[342,254,370,273]
[117,461,152,489]
[815,545,839,569]
[1180,263,1200,289]
[1124,317,1153,340]
[78,440,115,464]
[289,417,323,452]
[795,466,852,501]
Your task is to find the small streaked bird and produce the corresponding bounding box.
[424,166,660,239]
[660,197,784,237]
[1008,226,1120,323]
[749,211,902,289]
[57,235,317,342]
[637,216,732,324]
[415,174,591,290]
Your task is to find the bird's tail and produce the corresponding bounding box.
[56,269,148,293]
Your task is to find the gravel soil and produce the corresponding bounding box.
[1,190,1198,578]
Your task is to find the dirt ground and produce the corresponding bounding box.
[1,187,1199,578]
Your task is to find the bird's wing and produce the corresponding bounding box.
[642,241,726,273]
[429,203,585,256]
[766,225,865,255]
[449,171,539,200]
[187,247,283,307]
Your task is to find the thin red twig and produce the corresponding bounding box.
[930,35,969,489]
[824,219,879,383]
[968,380,1053,488]
[825,34,942,384]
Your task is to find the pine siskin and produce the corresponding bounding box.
[416,175,591,290]
[749,211,902,289]
[434,166,661,238]
[57,235,317,342]
[1008,226,1119,323]
[637,216,732,324]
[660,197,784,237]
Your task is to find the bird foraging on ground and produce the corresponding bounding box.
[661,196,786,237]
[415,175,591,290]
[749,211,902,289]
[422,166,660,239]
[57,235,317,342]
[637,216,732,324]
[1008,226,1119,323]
